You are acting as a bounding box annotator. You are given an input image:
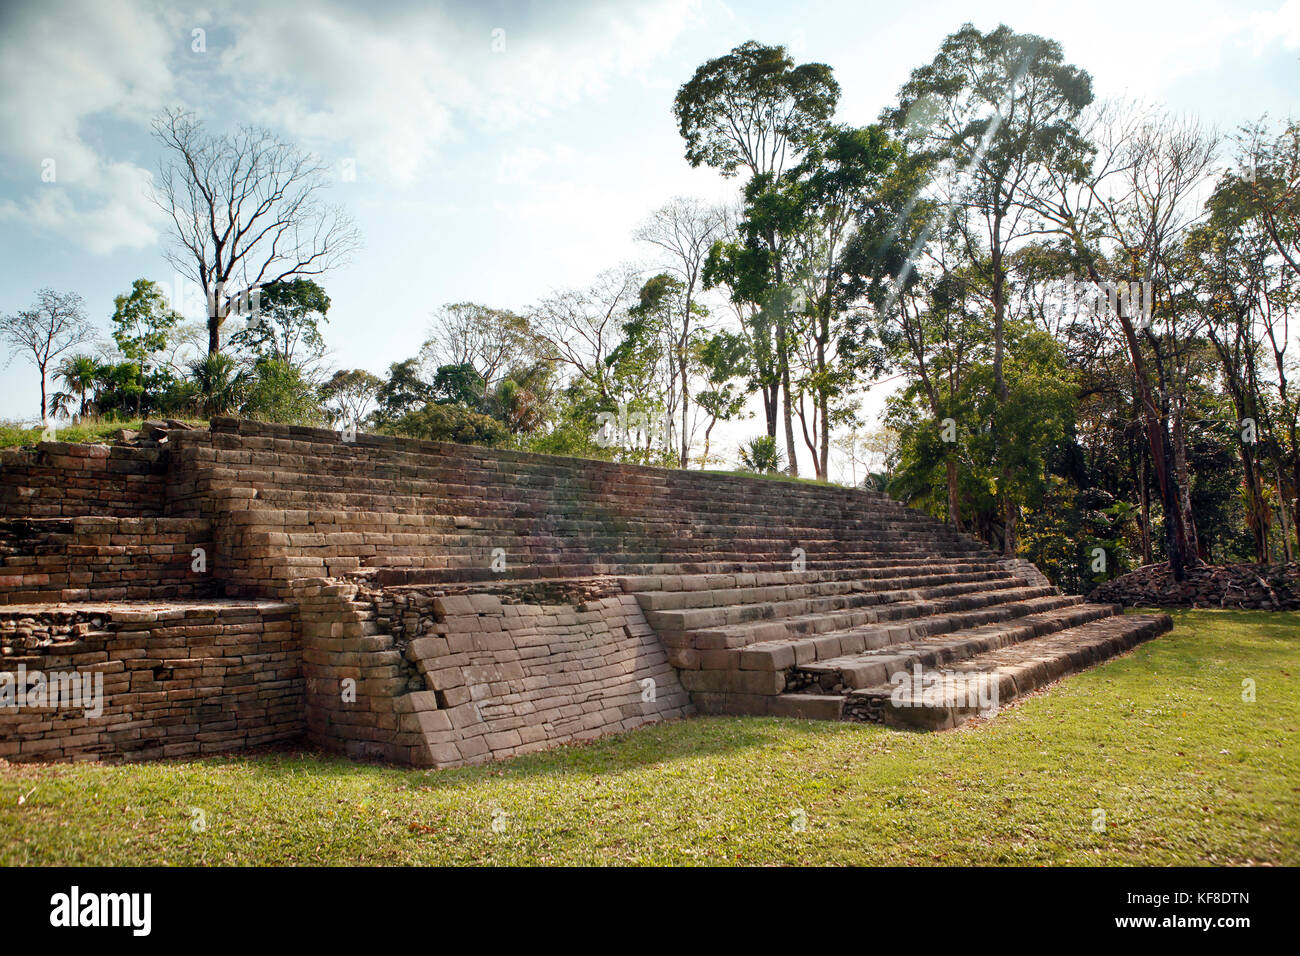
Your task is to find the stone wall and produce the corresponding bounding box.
[0,417,994,767]
[0,517,214,605]
[294,577,691,765]
[0,444,166,518]
[0,600,302,762]
[161,417,986,599]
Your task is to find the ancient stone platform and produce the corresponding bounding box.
[0,418,1171,765]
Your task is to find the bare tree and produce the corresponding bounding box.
[0,289,92,420]
[529,266,643,402]
[636,197,728,467]
[421,303,535,389]
[151,108,360,355]
[1028,100,1220,578]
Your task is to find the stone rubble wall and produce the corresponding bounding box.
[0,601,302,762]
[1090,562,1300,610]
[0,444,166,518]
[0,517,215,605]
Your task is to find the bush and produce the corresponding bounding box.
[240,357,327,426]
[737,434,784,474]
[391,402,510,446]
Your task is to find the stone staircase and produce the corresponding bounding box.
[620,562,1170,729]
[0,418,1174,766]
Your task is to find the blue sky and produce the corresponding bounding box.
[1,0,1297,473]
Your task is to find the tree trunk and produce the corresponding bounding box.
[946,456,964,533]
[1139,447,1153,564]
[1170,411,1204,560]
[780,345,797,477]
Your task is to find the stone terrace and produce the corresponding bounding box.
[0,418,1171,765]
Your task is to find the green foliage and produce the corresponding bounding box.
[240,357,326,425]
[231,278,331,364]
[391,402,509,446]
[738,434,784,474]
[319,368,383,427]
[674,40,840,178]
[188,353,248,417]
[373,358,434,426]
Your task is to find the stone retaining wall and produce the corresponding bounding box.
[0,600,303,762]
[295,578,691,765]
[0,517,214,605]
[0,444,166,518]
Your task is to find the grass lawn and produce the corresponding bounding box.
[1,608,1296,866]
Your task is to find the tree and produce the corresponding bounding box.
[373,358,435,426]
[187,352,248,417]
[675,40,839,179]
[319,369,383,428]
[0,289,92,420]
[233,278,331,365]
[695,330,752,466]
[111,279,182,417]
[636,197,728,467]
[54,354,100,418]
[151,108,360,356]
[241,356,327,425]
[392,402,509,447]
[1028,102,1220,577]
[529,267,643,404]
[422,303,536,391]
[783,123,906,478]
[885,22,1093,552]
[738,434,784,474]
[676,41,841,475]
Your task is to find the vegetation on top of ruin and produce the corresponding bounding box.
[3,23,1298,593]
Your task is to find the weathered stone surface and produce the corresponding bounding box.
[0,417,1173,767]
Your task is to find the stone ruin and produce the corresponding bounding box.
[0,418,1171,766]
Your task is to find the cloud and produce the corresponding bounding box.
[0,0,700,247]
[0,0,172,253]
[206,0,701,185]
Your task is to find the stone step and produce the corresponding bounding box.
[355,557,1011,588]
[839,612,1174,728]
[644,574,1032,632]
[788,601,1120,691]
[631,568,1014,611]
[721,594,1081,672]
[695,611,1171,721]
[681,584,1060,651]
[618,559,1009,591]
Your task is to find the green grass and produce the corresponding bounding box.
[1,608,1296,866]
[0,417,208,449]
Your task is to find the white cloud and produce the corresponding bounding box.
[0,0,172,253]
[207,0,702,185]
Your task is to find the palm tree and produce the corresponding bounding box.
[738,435,785,474]
[188,352,247,416]
[47,391,74,421]
[54,354,99,417]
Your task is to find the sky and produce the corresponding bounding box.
[0,0,1297,476]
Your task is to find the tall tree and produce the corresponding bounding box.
[676,41,840,474]
[151,108,359,356]
[422,302,536,392]
[1028,102,1220,577]
[636,197,728,467]
[232,278,331,366]
[0,289,92,420]
[885,22,1093,553]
